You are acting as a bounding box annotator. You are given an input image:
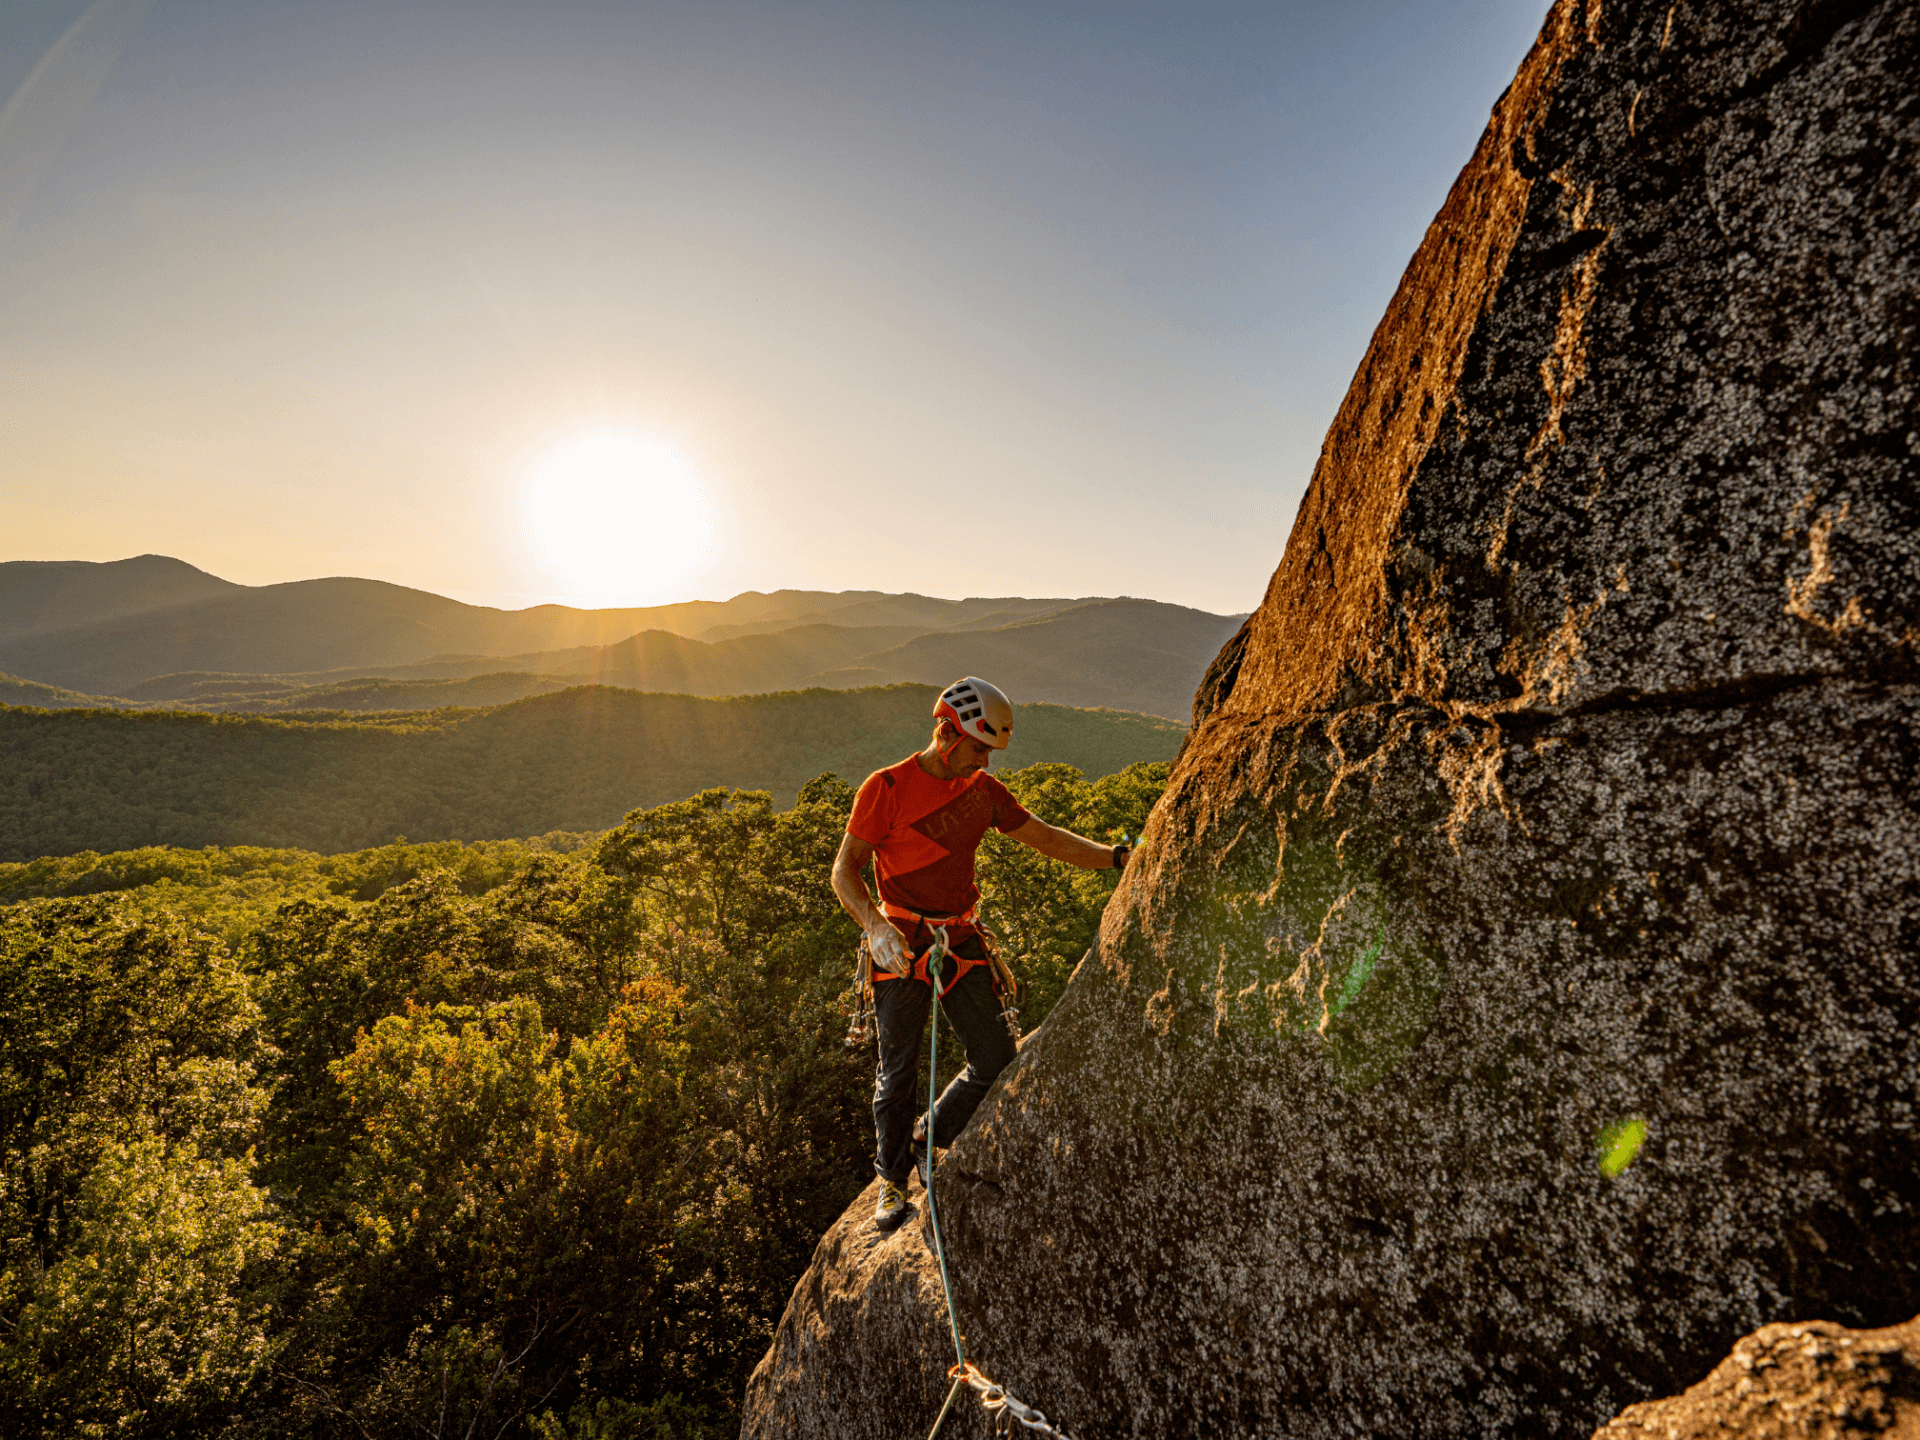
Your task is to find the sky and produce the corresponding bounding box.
[0,0,1552,615]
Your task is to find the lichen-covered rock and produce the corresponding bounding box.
[744,1,1920,1435]
[1594,1315,1920,1439]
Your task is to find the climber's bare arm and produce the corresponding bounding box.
[832,833,888,931]
[1006,817,1121,870]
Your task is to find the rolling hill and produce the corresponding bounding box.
[0,684,1183,859]
[121,671,584,713]
[322,601,1241,720]
[0,672,107,709]
[803,599,1242,718]
[202,603,1235,720]
[293,622,941,694]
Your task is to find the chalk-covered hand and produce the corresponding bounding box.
[866,921,910,975]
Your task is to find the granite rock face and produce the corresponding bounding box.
[1594,1315,1920,1438]
[745,1,1920,1435]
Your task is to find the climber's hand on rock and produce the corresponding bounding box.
[866,921,909,975]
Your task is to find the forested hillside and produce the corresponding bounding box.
[0,760,1167,1438]
[0,685,1182,859]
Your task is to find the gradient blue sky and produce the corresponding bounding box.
[1,0,1551,613]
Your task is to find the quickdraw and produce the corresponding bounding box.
[939,1362,1080,1438]
[843,936,877,1049]
[976,921,1023,1043]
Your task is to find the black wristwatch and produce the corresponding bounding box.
[1112,844,1131,871]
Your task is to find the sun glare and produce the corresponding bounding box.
[521,430,716,607]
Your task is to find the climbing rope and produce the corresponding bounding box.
[919,927,1080,1440]
[923,926,967,1368]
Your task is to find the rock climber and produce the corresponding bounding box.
[831,676,1132,1231]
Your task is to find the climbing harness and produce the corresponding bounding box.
[875,902,992,996]
[916,928,1077,1440]
[846,905,1022,1045]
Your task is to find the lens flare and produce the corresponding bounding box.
[1597,1116,1648,1178]
[520,430,716,606]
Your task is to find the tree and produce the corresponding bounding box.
[291,985,690,1437]
[594,777,872,1410]
[0,1136,282,1438]
[0,899,278,1438]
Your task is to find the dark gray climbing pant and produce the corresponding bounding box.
[872,935,1015,1185]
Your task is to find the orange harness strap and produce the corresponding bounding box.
[872,901,993,997]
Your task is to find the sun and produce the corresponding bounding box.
[520,430,716,607]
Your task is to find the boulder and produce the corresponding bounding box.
[1594,1315,1920,1439]
[745,0,1920,1434]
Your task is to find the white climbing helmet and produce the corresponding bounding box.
[935,676,1014,749]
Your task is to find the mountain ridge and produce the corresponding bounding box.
[0,555,242,641]
[0,558,1242,720]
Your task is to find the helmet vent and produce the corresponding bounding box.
[934,676,1011,749]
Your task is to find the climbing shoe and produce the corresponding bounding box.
[912,1120,931,1175]
[874,1180,909,1232]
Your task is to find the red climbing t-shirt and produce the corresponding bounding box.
[847,755,1033,918]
